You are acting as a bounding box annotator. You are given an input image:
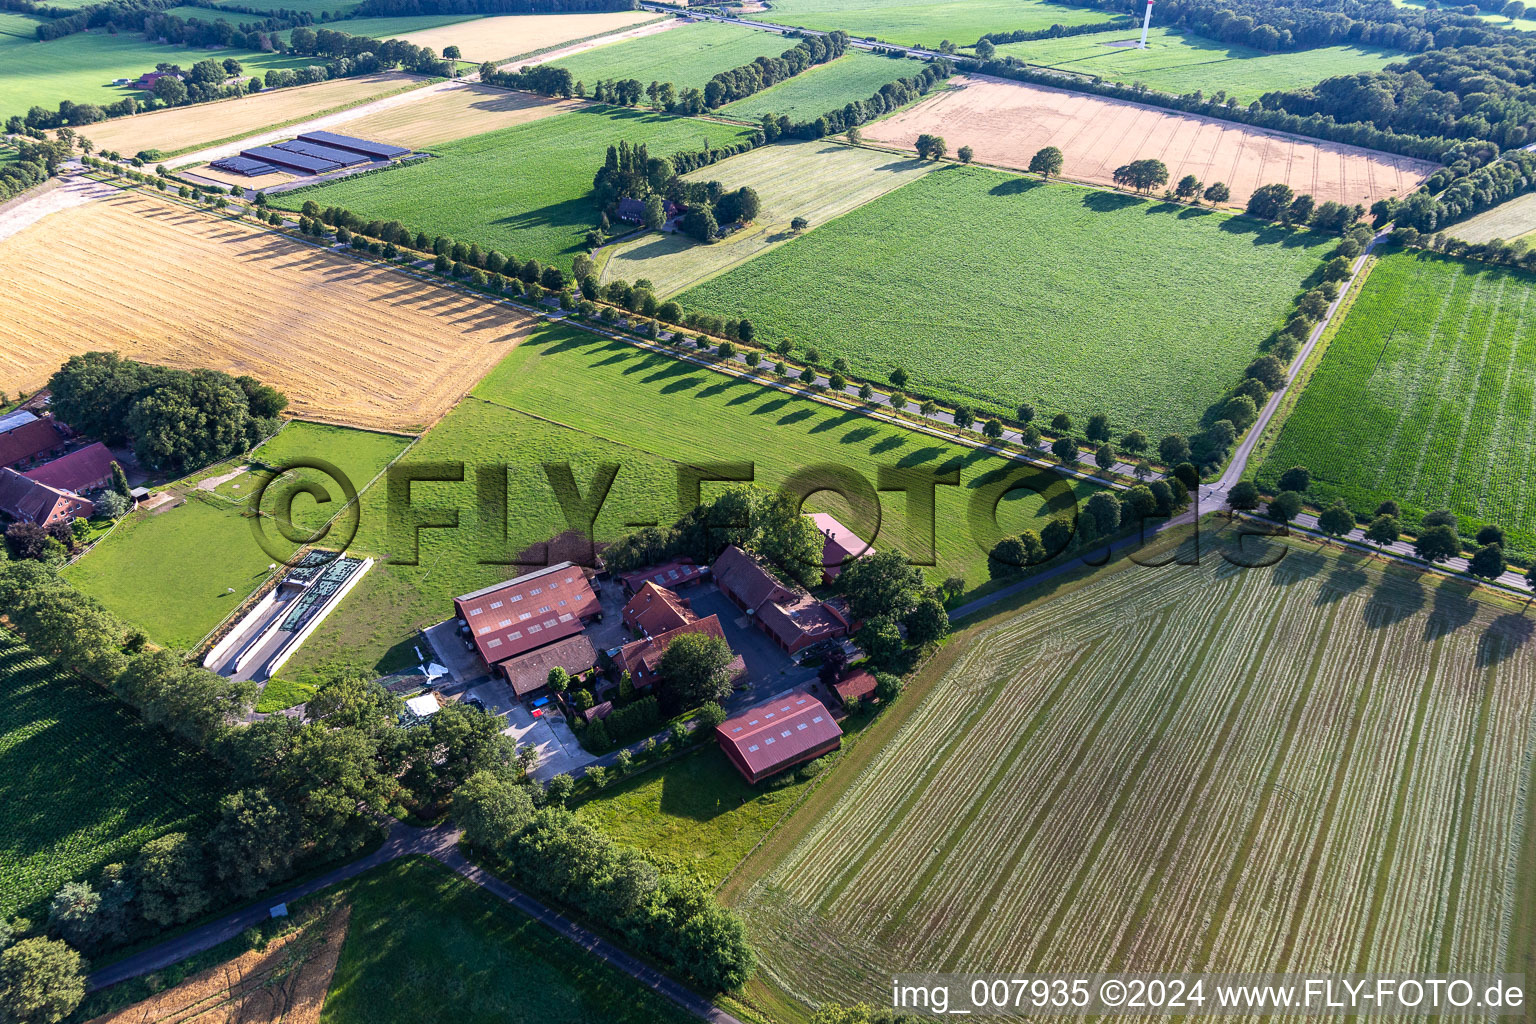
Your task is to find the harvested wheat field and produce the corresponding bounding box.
[391,10,662,62]
[89,903,351,1024]
[863,75,1435,208]
[331,83,582,149]
[0,183,536,432]
[76,73,423,158]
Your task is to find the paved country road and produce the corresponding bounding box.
[86,819,745,1024]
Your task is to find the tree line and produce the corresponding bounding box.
[0,560,532,1017]
[48,352,287,473]
[354,0,637,16]
[1377,146,1536,235]
[9,24,452,128]
[455,772,755,993]
[959,55,1455,161]
[0,135,70,202]
[1233,469,1536,587]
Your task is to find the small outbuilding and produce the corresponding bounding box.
[716,692,842,784]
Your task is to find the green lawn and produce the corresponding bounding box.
[279,13,481,42]
[548,19,789,92]
[1258,248,1536,558]
[574,746,815,886]
[286,323,1095,677]
[319,857,701,1024]
[65,422,410,651]
[757,0,1114,47]
[212,0,363,14]
[273,105,751,268]
[0,629,231,921]
[0,30,315,120]
[679,164,1334,439]
[719,49,924,123]
[987,27,1404,102]
[0,11,41,40]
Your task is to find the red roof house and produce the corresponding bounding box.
[620,558,707,595]
[613,614,744,691]
[717,692,842,783]
[453,562,599,668]
[711,545,851,655]
[497,634,599,698]
[0,418,66,472]
[0,468,94,526]
[24,443,117,494]
[808,512,873,581]
[832,667,878,708]
[622,581,696,635]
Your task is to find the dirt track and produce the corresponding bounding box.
[0,183,536,432]
[863,75,1436,207]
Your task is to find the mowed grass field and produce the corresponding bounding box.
[275,105,751,267]
[719,49,924,123]
[680,164,1334,438]
[66,421,410,650]
[601,139,934,296]
[286,324,1095,677]
[0,629,231,920]
[1448,192,1536,243]
[573,745,815,886]
[989,28,1404,102]
[321,858,702,1024]
[1259,248,1536,556]
[757,0,1113,46]
[75,71,423,158]
[0,29,313,119]
[732,543,1536,1013]
[547,20,788,91]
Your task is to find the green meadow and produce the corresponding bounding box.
[273,105,751,267]
[757,0,1113,47]
[287,324,1095,677]
[548,19,789,91]
[680,164,1334,439]
[720,49,924,123]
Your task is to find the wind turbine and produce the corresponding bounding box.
[1139,0,1155,48]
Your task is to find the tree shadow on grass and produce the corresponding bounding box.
[1478,611,1534,667]
[1362,571,1425,631]
[778,408,814,426]
[1083,190,1145,212]
[841,425,878,445]
[897,445,947,467]
[1268,548,1325,586]
[870,434,906,456]
[1314,554,1369,605]
[990,177,1045,197]
[1422,579,1479,642]
[806,408,862,434]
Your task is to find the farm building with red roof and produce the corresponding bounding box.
[808,512,874,581]
[620,558,707,596]
[613,614,744,691]
[711,545,852,655]
[622,581,695,635]
[0,468,94,526]
[717,691,842,783]
[24,443,117,494]
[0,418,66,472]
[497,634,599,698]
[453,562,599,670]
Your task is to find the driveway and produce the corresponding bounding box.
[686,585,818,709]
[423,618,486,685]
[465,679,595,781]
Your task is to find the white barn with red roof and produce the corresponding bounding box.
[452,562,599,671]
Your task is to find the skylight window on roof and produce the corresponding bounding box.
[487,638,501,648]
[498,619,512,628]
[510,594,523,603]
[490,601,503,609]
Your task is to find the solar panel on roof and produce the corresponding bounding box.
[240,146,340,174]
[273,140,369,166]
[209,155,281,176]
[297,130,410,159]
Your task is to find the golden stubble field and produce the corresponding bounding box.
[0,185,537,432]
[864,75,1435,208]
[330,83,583,149]
[75,73,424,158]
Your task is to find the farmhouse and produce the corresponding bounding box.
[497,633,599,698]
[613,613,745,691]
[832,667,878,708]
[620,557,707,596]
[452,562,601,680]
[23,442,117,494]
[716,691,842,783]
[808,512,872,581]
[132,71,182,91]
[0,417,67,472]
[616,197,682,223]
[712,545,851,655]
[622,580,696,635]
[0,468,94,526]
